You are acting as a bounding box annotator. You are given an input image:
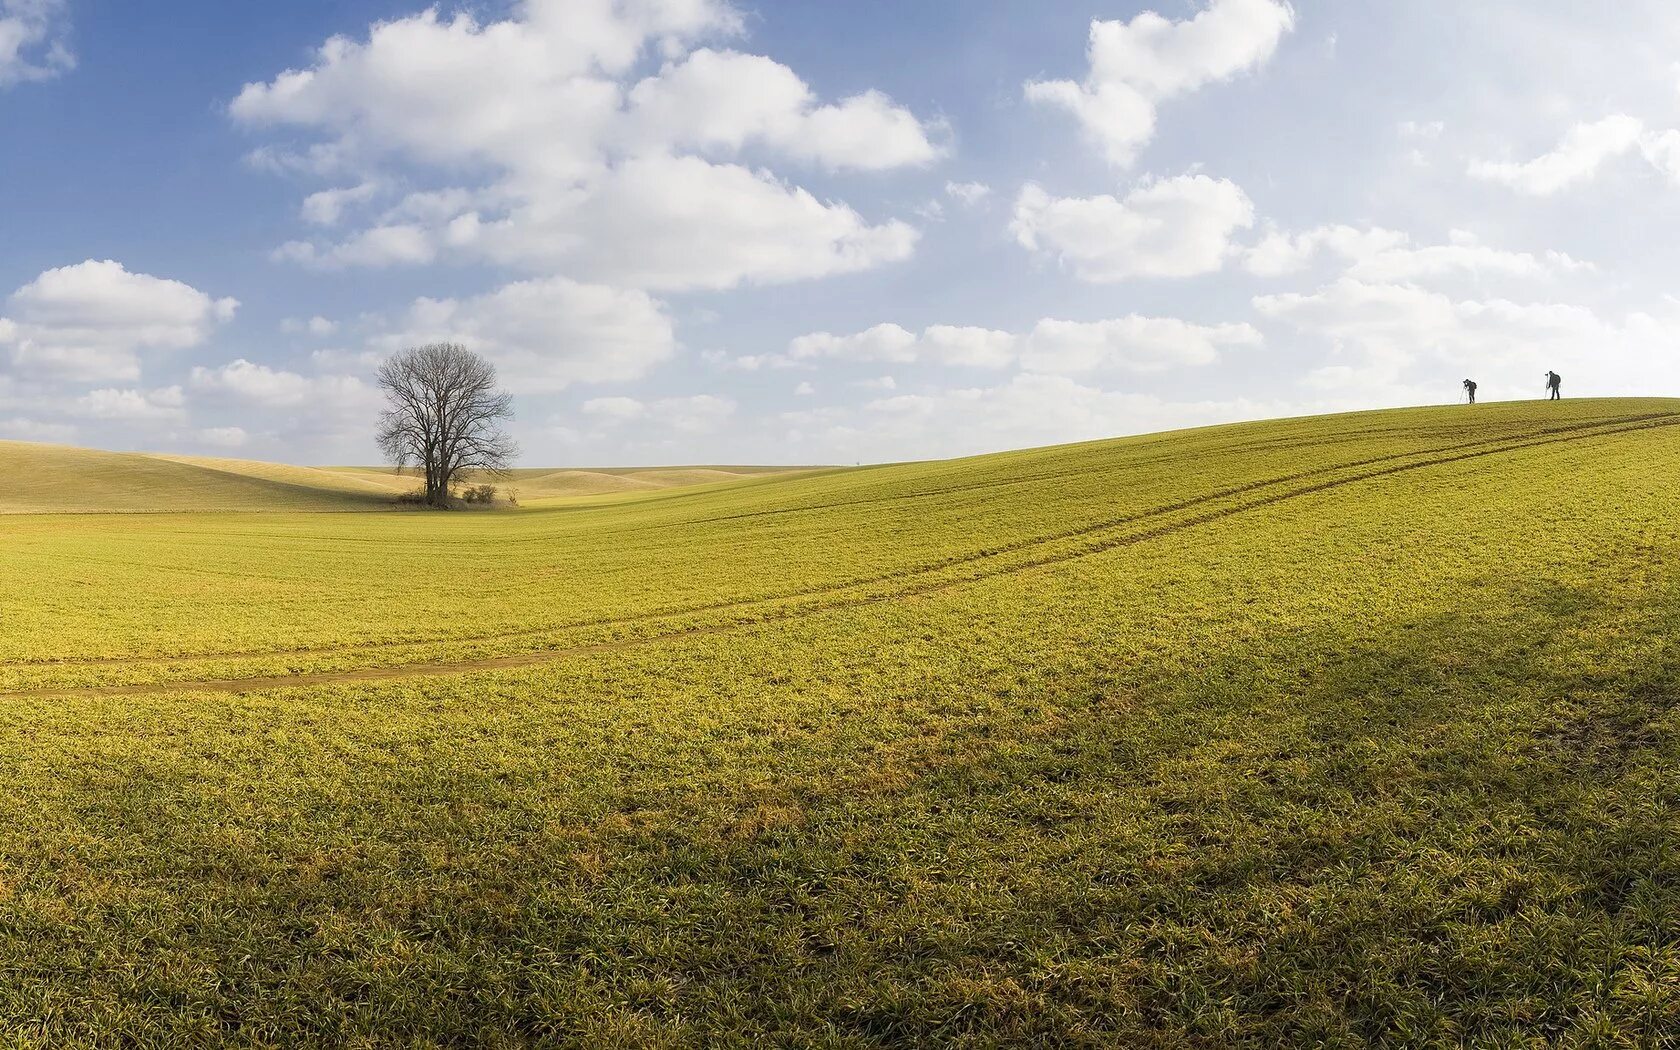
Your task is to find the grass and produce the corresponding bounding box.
[0,442,803,513]
[2,398,1679,1045]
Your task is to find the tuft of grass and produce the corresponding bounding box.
[1,398,1679,1044]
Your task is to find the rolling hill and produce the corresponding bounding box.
[1,398,1678,1044]
[0,441,806,512]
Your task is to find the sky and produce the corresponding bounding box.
[5,1,1680,466]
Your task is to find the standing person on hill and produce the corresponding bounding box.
[1462,379,1478,404]
[1545,371,1562,400]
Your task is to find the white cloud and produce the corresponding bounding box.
[776,323,1016,369]
[370,275,677,393]
[788,323,918,364]
[1026,0,1295,166]
[1468,114,1645,195]
[945,181,993,206]
[581,395,647,422]
[232,1,931,290]
[274,223,438,269]
[466,155,918,290]
[919,326,1021,368]
[851,375,897,391]
[281,316,340,337]
[72,386,187,422]
[623,48,940,170]
[1244,225,1408,278]
[1012,174,1255,281]
[582,393,735,433]
[0,260,238,382]
[763,314,1254,374]
[1398,119,1444,140]
[1022,316,1261,373]
[0,0,73,87]
[1244,225,1591,282]
[309,347,383,372]
[300,182,380,226]
[189,359,375,412]
[0,418,76,443]
[270,156,919,290]
[1255,278,1680,397]
[196,426,250,449]
[1637,128,1680,184]
[793,381,815,396]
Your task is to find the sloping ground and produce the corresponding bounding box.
[2,399,1680,1044]
[0,442,394,513]
[0,442,806,512]
[318,464,807,502]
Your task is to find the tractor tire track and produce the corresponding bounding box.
[6,411,1673,676]
[6,411,1675,700]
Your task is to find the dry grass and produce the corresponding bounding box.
[2,399,1679,1045]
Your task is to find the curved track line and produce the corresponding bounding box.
[7,412,1673,675]
[6,412,1675,700]
[6,412,1670,676]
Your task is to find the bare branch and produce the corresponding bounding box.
[375,343,517,507]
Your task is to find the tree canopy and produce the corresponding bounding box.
[376,343,517,507]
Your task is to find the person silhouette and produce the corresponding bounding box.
[1462,379,1478,404]
[1545,371,1562,400]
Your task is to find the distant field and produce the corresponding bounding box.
[0,442,807,512]
[2,399,1679,1045]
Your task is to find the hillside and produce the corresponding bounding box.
[2,398,1679,1044]
[0,441,806,513]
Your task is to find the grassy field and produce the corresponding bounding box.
[2,398,1679,1045]
[0,442,799,513]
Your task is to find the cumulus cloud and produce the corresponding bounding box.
[0,260,238,382]
[189,359,376,412]
[1021,317,1261,373]
[744,314,1256,374]
[1026,0,1295,166]
[1244,226,1591,282]
[1468,114,1645,195]
[787,323,918,364]
[281,316,340,337]
[582,393,736,433]
[231,1,932,290]
[369,276,677,393]
[1466,115,1680,195]
[1255,278,1680,397]
[1012,174,1255,281]
[274,224,437,269]
[0,417,77,443]
[72,386,187,422]
[0,0,73,86]
[196,426,250,449]
[622,48,941,170]
[945,181,993,206]
[782,323,1018,369]
[300,182,380,226]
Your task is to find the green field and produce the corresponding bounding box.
[0,442,801,514]
[3,398,1680,1045]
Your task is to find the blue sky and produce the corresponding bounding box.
[4,0,1680,464]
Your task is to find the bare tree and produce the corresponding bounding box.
[376,343,518,507]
